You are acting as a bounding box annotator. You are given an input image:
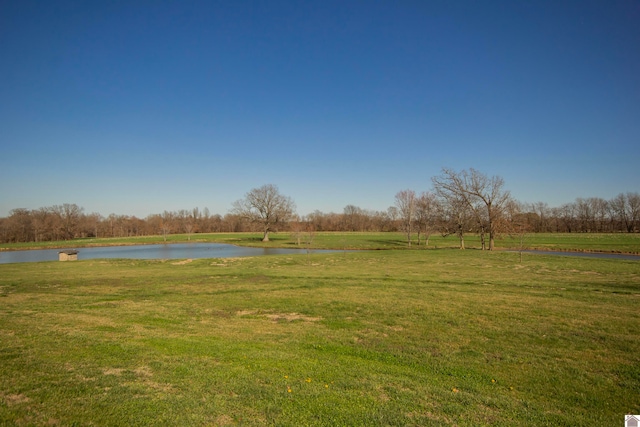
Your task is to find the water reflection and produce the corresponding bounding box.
[0,243,337,264]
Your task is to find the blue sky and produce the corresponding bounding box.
[1,0,639,218]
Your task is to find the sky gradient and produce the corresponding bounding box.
[1,0,639,218]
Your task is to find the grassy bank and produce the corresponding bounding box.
[2,232,640,254]
[1,250,639,425]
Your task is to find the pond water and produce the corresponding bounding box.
[0,243,340,264]
[2,245,638,264]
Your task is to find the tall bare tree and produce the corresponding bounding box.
[610,192,640,233]
[415,192,438,246]
[343,205,364,232]
[160,211,173,241]
[529,201,551,232]
[432,168,511,250]
[51,203,83,240]
[395,189,416,246]
[5,209,33,243]
[232,184,296,242]
[435,190,471,249]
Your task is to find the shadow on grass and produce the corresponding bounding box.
[366,239,409,247]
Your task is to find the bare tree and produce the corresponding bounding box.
[232,184,296,242]
[415,192,438,246]
[529,201,551,232]
[51,203,84,240]
[386,206,400,231]
[432,168,511,250]
[177,209,197,240]
[395,189,416,246]
[5,209,33,243]
[82,213,102,238]
[435,191,471,249]
[32,207,53,242]
[554,203,577,233]
[505,201,531,264]
[160,211,173,241]
[628,193,640,232]
[290,215,305,246]
[610,192,640,233]
[343,205,361,231]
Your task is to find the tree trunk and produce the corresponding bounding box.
[489,228,495,251]
[262,230,269,242]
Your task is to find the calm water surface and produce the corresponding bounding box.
[2,245,638,264]
[0,243,339,264]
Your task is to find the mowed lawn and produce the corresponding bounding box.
[4,231,640,254]
[1,249,639,426]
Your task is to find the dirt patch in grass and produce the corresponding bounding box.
[236,310,322,322]
[265,313,322,322]
[214,415,235,426]
[2,393,31,406]
[134,366,153,377]
[103,368,125,376]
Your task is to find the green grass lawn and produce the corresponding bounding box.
[1,249,639,425]
[3,231,640,254]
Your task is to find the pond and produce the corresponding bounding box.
[2,245,638,264]
[0,243,342,264]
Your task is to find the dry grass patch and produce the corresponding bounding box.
[236,309,322,322]
[1,393,30,407]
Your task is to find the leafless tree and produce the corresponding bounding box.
[505,201,531,263]
[529,201,551,232]
[343,205,359,231]
[395,189,416,246]
[177,209,197,240]
[82,213,102,238]
[435,192,472,249]
[5,209,33,243]
[160,211,173,241]
[432,168,511,250]
[32,207,53,242]
[231,184,296,242]
[414,192,438,246]
[610,192,640,233]
[385,206,400,231]
[553,203,577,233]
[290,215,305,246]
[51,203,83,240]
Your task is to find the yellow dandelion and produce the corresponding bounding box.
[284,375,288,379]
[287,387,292,393]
[452,387,459,393]
[325,384,329,388]
[306,378,312,383]
[491,379,496,383]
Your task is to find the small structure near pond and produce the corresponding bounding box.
[58,250,79,261]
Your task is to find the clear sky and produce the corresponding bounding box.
[1,0,639,218]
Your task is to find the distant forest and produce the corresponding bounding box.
[1,192,638,244]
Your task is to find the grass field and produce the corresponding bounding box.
[3,231,640,254]
[1,247,639,425]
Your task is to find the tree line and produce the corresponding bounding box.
[1,168,638,245]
